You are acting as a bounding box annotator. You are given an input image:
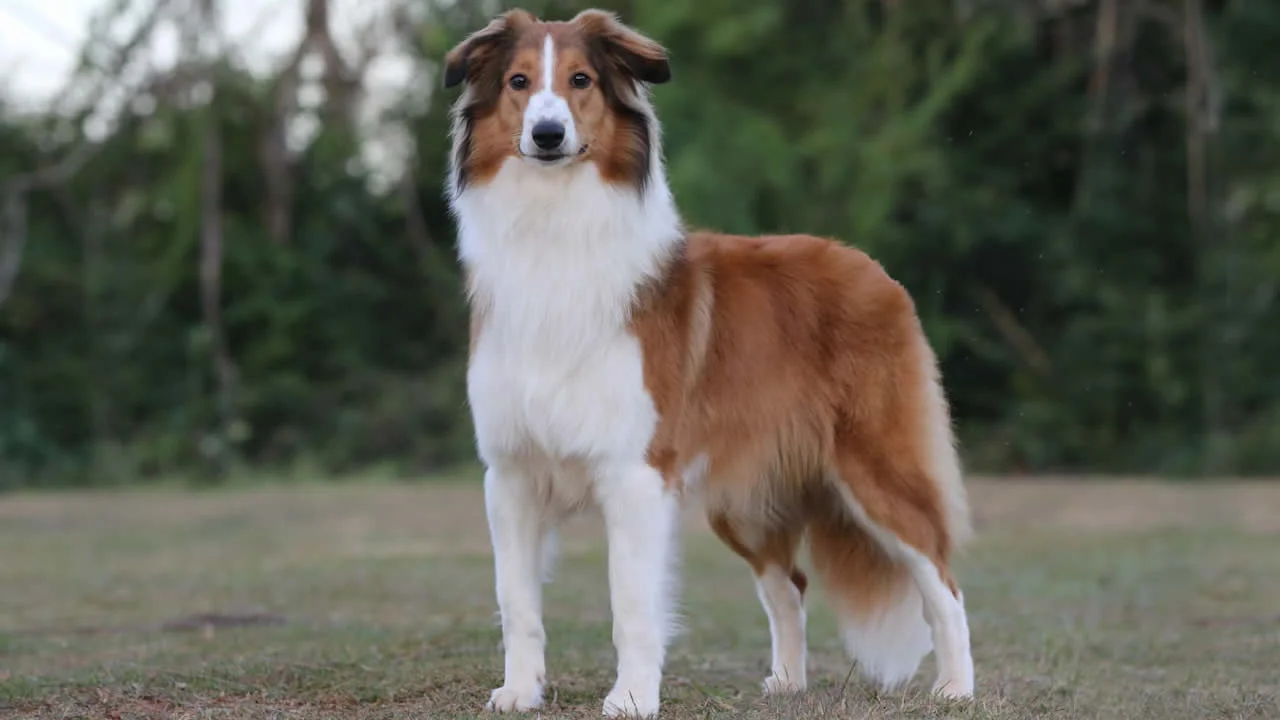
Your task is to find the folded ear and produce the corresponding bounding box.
[573,10,671,85]
[443,9,536,89]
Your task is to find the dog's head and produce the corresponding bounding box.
[444,8,670,193]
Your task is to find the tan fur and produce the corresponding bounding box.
[630,232,970,607]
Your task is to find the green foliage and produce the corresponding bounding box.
[2,0,1279,488]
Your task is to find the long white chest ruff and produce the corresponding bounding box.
[456,159,681,476]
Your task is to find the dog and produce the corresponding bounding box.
[443,8,975,717]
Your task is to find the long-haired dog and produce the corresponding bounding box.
[443,9,975,717]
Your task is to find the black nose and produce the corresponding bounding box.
[531,120,565,151]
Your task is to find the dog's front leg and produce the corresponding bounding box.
[597,464,678,718]
[483,464,548,713]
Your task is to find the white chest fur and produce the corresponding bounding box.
[454,159,682,473]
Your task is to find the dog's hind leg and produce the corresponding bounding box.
[709,514,808,694]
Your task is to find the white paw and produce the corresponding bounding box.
[485,684,543,713]
[602,685,659,718]
[932,677,974,700]
[762,673,805,695]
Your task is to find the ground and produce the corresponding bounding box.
[2,476,1279,719]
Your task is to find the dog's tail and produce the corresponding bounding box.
[809,344,972,690]
[807,514,932,688]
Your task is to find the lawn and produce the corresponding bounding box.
[2,476,1278,719]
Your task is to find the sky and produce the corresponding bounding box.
[0,0,341,106]
[0,0,419,119]
[0,0,101,105]
[0,0,421,180]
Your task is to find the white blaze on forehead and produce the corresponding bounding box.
[542,33,555,91]
[520,31,578,156]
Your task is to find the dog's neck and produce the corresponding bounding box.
[453,157,684,350]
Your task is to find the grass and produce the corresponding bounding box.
[1,476,1279,719]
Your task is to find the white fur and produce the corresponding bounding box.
[832,483,975,698]
[453,71,682,715]
[836,562,934,690]
[598,465,681,717]
[482,463,549,712]
[755,566,807,694]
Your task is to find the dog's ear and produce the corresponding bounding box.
[443,9,536,89]
[573,10,671,85]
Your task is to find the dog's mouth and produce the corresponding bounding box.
[523,146,589,164]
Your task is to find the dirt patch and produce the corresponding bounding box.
[159,611,287,633]
[9,612,287,639]
[3,476,1278,551]
[965,476,1280,534]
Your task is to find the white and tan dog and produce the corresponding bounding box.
[443,9,975,717]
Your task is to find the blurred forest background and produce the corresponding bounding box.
[1,0,1278,489]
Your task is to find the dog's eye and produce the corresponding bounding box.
[570,72,592,89]
[508,74,529,90]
